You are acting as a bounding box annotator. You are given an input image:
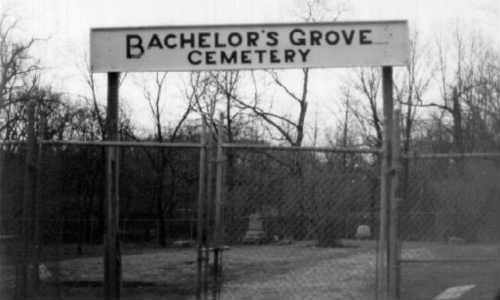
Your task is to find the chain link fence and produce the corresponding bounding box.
[2,138,499,300]
[223,148,380,242]
[1,142,202,299]
[399,154,500,300]
[0,142,25,299]
[218,146,381,300]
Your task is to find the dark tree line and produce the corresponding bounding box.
[1,11,499,247]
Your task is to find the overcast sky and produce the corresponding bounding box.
[2,0,499,144]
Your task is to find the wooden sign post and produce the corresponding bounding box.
[104,72,121,299]
[376,66,401,300]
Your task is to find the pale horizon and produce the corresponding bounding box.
[2,0,499,145]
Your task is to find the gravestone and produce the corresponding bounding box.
[355,224,371,239]
[243,212,266,244]
[173,239,195,248]
[447,236,466,244]
[39,263,53,281]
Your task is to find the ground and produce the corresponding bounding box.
[1,240,498,299]
[400,242,499,300]
[221,241,376,300]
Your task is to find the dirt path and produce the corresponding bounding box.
[221,250,377,300]
[1,241,446,299]
[220,246,436,300]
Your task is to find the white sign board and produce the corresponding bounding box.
[91,20,409,72]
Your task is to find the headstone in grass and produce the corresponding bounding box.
[355,224,371,240]
[173,239,195,248]
[243,212,266,244]
[39,263,53,280]
[447,236,466,244]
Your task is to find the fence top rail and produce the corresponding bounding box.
[39,140,204,148]
[0,140,26,145]
[403,152,500,159]
[400,258,498,263]
[221,143,381,153]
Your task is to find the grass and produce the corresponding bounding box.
[1,240,378,299]
[221,241,378,300]
[1,240,499,299]
[399,242,499,300]
[401,261,499,300]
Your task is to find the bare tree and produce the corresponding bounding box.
[394,31,433,152]
[407,26,500,158]
[73,54,131,248]
[206,1,350,246]
[227,0,348,147]
[136,72,194,246]
[396,26,500,241]
[347,67,383,148]
[207,71,247,194]
[188,72,217,130]
[346,31,433,152]
[292,0,349,25]
[391,31,434,227]
[0,12,40,140]
[78,52,128,140]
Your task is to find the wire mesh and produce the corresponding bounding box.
[0,143,26,299]
[1,142,203,299]
[118,146,200,299]
[399,155,500,300]
[38,144,105,299]
[4,138,499,300]
[219,147,381,300]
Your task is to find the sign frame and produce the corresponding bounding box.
[90,20,409,73]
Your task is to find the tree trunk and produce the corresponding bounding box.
[295,68,309,148]
[76,194,85,255]
[452,88,464,154]
[225,95,235,193]
[370,175,379,239]
[97,148,106,242]
[401,107,412,237]
[156,170,166,247]
[451,88,465,179]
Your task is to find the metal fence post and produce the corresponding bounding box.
[197,121,207,300]
[32,107,46,296]
[32,136,42,295]
[204,121,215,299]
[214,113,224,247]
[104,72,121,299]
[213,113,225,299]
[19,99,36,299]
